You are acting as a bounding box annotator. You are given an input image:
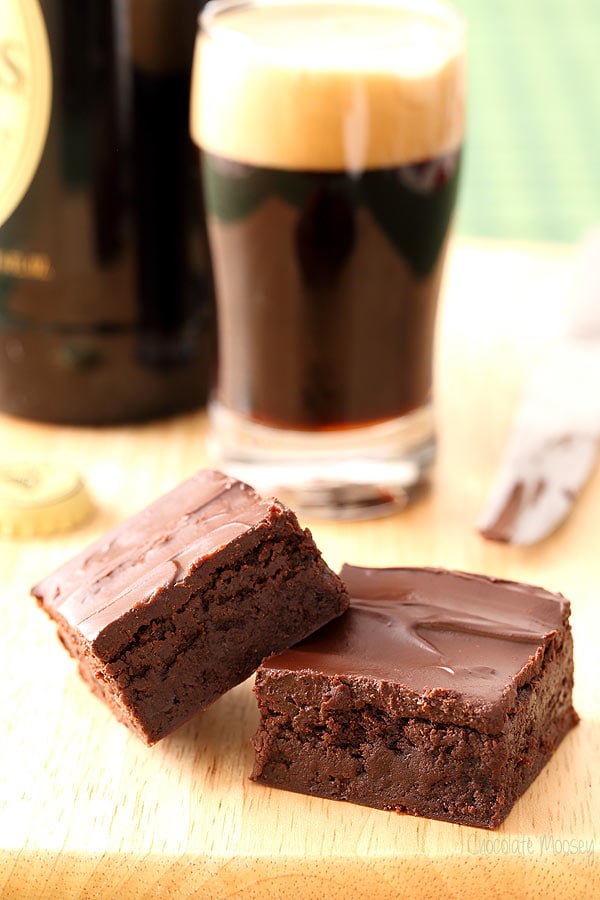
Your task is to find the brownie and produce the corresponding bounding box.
[32,469,349,744]
[251,565,578,829]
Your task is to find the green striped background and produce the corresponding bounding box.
[453,0,600,243]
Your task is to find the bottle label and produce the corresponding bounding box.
[0,0,52,229]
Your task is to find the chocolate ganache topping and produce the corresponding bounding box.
[264,565,569,732]
[33,471,275,647]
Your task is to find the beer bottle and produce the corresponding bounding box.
[0,0,213,425]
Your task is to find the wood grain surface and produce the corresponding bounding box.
[0,240,598,899]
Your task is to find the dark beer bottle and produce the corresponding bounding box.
[0,0,213,425]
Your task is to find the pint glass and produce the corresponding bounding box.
[191,0,465,517]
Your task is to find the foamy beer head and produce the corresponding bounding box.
[191,0,465,171]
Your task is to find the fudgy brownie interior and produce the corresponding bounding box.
[32,470,349,744]
[251,565,578,828]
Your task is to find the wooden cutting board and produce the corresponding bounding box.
[0,240,598,899]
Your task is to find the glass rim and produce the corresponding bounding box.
[199,0,466,46]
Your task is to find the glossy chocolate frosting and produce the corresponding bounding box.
[32,470,276,643]
[262,565,570,730]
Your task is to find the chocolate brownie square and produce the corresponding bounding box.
[32,469,348,744]
[251,565,578,828]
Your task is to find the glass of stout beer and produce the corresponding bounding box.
[191,0,465,517]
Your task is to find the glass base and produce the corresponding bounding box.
[207,402,436,519]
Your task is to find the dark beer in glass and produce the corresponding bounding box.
[192,0,465,516]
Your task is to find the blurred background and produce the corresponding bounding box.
[453,0,599,244]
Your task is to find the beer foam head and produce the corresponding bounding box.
[191,0,466,170]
